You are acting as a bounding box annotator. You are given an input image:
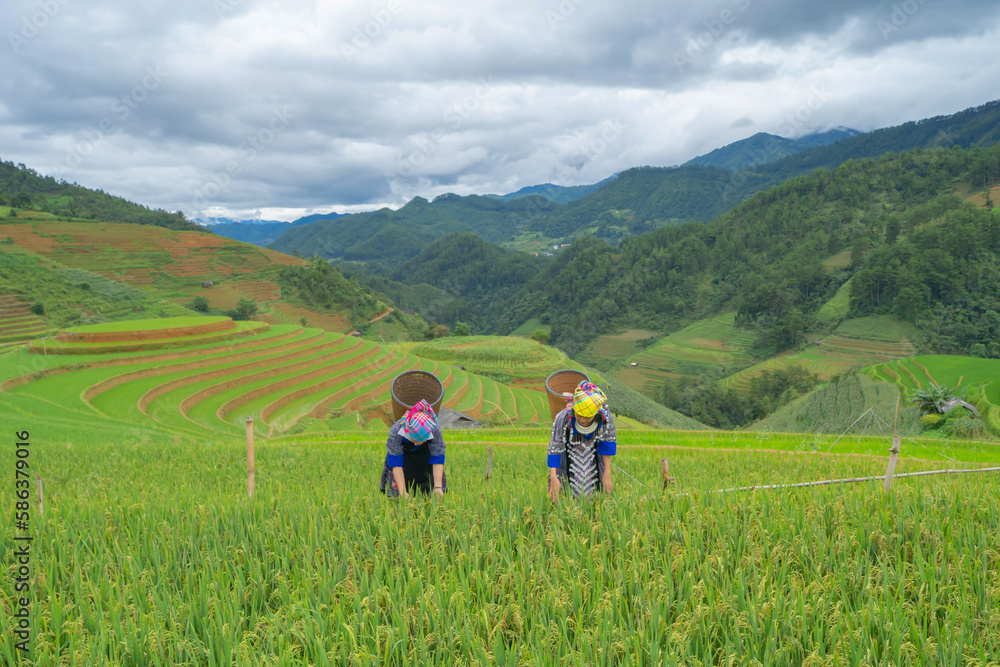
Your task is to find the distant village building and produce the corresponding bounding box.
[941,398,982,418]
[202,281,214,288]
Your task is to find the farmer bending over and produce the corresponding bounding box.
[379,399,447,499]
[547,381,616,501]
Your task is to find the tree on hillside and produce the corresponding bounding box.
[906,384,956,415]
[428,324,449,338]
[228,298,257,321]
[530,329,550,344]
[453,321,471,336]
[190,296,209,313]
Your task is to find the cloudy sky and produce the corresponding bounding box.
[2,0,999,221]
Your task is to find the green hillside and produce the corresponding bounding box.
[749,371,922,437]
[271,194,559,266]
[0,158,200,230]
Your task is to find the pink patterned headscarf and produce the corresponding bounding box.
[402,399,437,443]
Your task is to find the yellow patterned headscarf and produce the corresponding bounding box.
[572,381,606,419]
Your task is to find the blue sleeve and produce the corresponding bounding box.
[598,413,617,456]
[547,454,562,468]
[386,420,404,468]
[428,425,445,465]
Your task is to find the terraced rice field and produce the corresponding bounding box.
[1,317,563,441]
[0,221,307,286]
[866,355,1000,434]
[614,313,755,396]
[0,293,55,345]
[721,334,917,393]
[409,336,577,389]
[260,301,351,333]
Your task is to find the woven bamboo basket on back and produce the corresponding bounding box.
[390,370,444,421]
[544,369,590,420]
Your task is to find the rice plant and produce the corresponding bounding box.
[2,435,998,665]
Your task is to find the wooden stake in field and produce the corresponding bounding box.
[246,416,256,498]
[36,476,44,517]
[661,458,675,489]
[485,447,494,485]
[884,436,901,491]
[884,394,901,491]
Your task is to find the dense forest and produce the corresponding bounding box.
[0,159,201,231]
[348,143,1000,361]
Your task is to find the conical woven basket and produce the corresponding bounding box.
[544,369,590,420]
[390,370,444,421]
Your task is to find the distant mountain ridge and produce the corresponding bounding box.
[209,211,348,246]
[272,99,1000,264]
[683,128,860,172]
[486,175,617,205]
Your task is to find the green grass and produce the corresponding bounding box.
[508,318,551,337]
[4,432,998,664]
[835,315,918,341]
[814,278,851,322]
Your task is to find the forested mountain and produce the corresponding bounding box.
[486,176,616,204]
[342,233,548,332]
[273,100,1000,267]
[683,128,858,172]
[541,146,1000,355]
[359,144,1000,360]
[271,194,558,265]
[0,158,201,231]
[525,100,1000,240]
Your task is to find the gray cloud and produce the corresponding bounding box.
[1,0,999,220]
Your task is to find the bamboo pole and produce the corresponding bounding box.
[884,435,901,491]
[710,466,1000,494]
[246,416,255,498]
[36,477,43,517]
[485,447,493,483]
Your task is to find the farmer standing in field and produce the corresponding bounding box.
[547,381,617,501]
[379,399,447,499]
